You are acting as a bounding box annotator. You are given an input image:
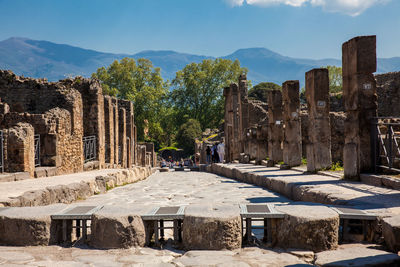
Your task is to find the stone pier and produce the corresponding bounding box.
[342,36,377,180]
[223,83,241,162]
[306,69,332,172]
[282,81,302,167]
[267,90,283,163]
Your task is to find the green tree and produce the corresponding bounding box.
[248,82,281,103]
[326,65,342,93]
[171,59,247,130]
[175,119,202,156]
[92,57,169,143]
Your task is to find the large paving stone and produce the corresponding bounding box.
[90,205,146,249]
[382,215,400,253]
[275,204,339,252]
[182,204,242,250]
[315,243,400,267]
[0,204,66,246]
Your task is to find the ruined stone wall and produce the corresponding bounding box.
[376,72,400,117]
[65,78,105,168]
[0,71,84,175]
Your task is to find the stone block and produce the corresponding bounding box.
[0,204,66,246]
[382,215,400,253]
[275,204,339,252]
[182,204,242,250]
[34,167,47,178]
[90,205,146,249]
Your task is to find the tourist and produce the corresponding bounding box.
[213,143,220,163]
[218,142,225,163]
[206,146,211,164]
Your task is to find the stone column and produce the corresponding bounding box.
[305,69,332,172]
[104,96,114,165]
[342,36,377,180]
[223,86,233,163]
[118,107,127,168]
[232,83,241,161]
[239,74,249,155]
[282,80,302,167]
[112,98,119,167]
[267,90,283,163]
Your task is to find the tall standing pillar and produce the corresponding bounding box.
[232,83,241,161]
[306,69,332,172]
[282,80,302,167]
[342,36,377,180]
[267,90,283,163]
[224,86,233,162]
[239,74,249,155]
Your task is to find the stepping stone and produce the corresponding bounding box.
[90,205,146,249]
[382,215,400,253]
[0,204,66,246]
[182,204,242,250]
[275,204,339,252]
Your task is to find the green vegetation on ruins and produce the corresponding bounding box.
[93,57,247,155]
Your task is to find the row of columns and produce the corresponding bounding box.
[224,35,377,180]
[104,96,137,168]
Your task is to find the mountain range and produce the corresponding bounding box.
[1,37,399,86]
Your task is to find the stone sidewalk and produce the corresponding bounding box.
[206,163,400,217]
[0,166,154,207]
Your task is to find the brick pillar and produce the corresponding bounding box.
[6,123,35,177]
[305,69,332,172]
[224,86,232,162]
[282,80,302,167]
[239,74,249,155]
[112,98,119,166]
[342,36,377,180]
[232,83,241,161]
[267,90,283,163]
[104,96,114,165]
[118,107,127,168]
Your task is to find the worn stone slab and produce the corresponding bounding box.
[90,205,146,249]
[0,167,153,207]
[0,204,67,246]
[315,243,400,266]
[275,204,339,252]
[207,164,400,217]
[382,215,400,253]
[182,204,242,250]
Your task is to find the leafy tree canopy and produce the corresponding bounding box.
[326,65,342,94]
[248,82,281,103]
[175,119,203,156]
[92,57,170,143]
[171,58,247,130]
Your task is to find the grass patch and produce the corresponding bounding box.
[301,157,307,165]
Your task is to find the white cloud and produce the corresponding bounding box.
[226,0,390,16]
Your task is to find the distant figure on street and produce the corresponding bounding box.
[218,142,225,163]
[206,146,212,164]
[213,143,219,163]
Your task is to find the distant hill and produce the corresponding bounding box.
[0,37,399,85]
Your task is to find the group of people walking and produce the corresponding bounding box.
[206,142,225,164]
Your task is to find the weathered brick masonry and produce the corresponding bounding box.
[0,70,156,179]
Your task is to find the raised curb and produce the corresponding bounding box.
[0,166,156,207]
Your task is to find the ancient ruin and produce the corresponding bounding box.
[0,70,156,182]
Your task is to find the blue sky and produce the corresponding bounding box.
[0,0,398,59]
